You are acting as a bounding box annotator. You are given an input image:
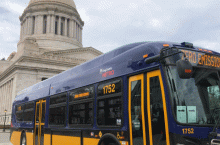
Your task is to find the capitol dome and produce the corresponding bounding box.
[18,0,84,52]
[28,0,76,8]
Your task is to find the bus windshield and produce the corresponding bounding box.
[165,52,220,125]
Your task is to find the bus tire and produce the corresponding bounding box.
[20,132,26,145]
[98,133,120,145]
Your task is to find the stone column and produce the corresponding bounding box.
[70,20,73,38]
[58,16,61,35]
[0,86,2,114]
[64,18,67,36]
[28,16,33,35]
[6,82,9,111]
[47,15,51,34]
[39,15,44,34]
[75,22,77,40]
[20,23,22,40]
[26,18,28,35]
[11,75,17,107]
[73,20,76,38]
[3,84,5,110]
[36,15,43,34]
[23,20,26,36]
[51,15,55,34]
[80,27,82,43]
[34,16,38,34]
[26,17,29,35]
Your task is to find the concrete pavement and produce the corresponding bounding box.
[0,129,12,145]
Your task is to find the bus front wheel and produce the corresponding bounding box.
[98,133,120,145]
[20,132,26,145]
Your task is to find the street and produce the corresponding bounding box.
[0,129,12,145]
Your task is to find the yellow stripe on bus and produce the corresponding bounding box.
[26,132,33,145]
[83,138,99,145]
[52,135,80,145]
[44,134,51,145]
[10,131,21,145]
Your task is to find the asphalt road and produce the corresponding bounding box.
[0,129,12,145]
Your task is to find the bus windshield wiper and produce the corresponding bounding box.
[209,108,220,138]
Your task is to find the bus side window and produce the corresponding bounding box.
[97,79,123,126]
[69,85,94,125]
[49,93,67,126]
[23,102,35,122]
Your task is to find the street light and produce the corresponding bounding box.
[3,109,7,132]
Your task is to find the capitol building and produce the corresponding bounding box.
[0,0,103,126]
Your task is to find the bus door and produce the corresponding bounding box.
[128,70,170,145]
[146,70,170,145]
[34,100,46,145]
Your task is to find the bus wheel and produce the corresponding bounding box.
[20,132,26,145]
[98,133,120,145]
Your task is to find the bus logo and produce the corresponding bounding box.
[100,67,114,77]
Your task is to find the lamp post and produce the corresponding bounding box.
[3,109,7,132]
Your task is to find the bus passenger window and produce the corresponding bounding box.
[97,97,122,126]
[69,85,94,126]
[49,93,67,126]
[23,102,35,122]
[97,79,123,126]
[69,102,93,125]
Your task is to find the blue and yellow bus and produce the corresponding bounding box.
[10,41,220,145]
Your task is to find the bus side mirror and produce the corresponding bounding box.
[176,58,193,79]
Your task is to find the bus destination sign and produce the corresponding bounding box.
[181,49,220,68]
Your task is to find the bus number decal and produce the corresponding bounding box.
[103,83,116,95]
[182,128,194,134]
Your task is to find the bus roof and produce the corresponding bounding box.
[14,41,220,103]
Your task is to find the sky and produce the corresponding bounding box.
[0,0,220,59]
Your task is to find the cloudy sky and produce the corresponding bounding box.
[0,0,220,59]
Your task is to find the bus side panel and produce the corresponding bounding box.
[44,134,51,145]
[26,132,33,145]
[10,131,21,145]
[52,135,80,145]
[83,138,99,145]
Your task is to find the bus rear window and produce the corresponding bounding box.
[15,104,24,122]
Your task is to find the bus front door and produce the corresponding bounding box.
[146,70,170,145]
[34,100,46,145]
[128,70,170,145]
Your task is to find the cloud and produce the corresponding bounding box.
[97,0,113,10]
[193,40,220,53]
[1,1,26,15]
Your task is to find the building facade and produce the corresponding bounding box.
[0,0,103,126]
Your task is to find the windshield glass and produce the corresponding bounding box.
[165,51,220,125]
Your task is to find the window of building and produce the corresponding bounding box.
[97,79,123,126]
[42,77,48,81]
[15,104,24,122]
[67,19,70,37]
[43,15,47,34]
[32,16,35,34]
[49,93,67,126]
[55,16,59,35]
[69,85,94,125]
[23,102,35,122]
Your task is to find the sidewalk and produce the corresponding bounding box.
[0,129,10,133]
